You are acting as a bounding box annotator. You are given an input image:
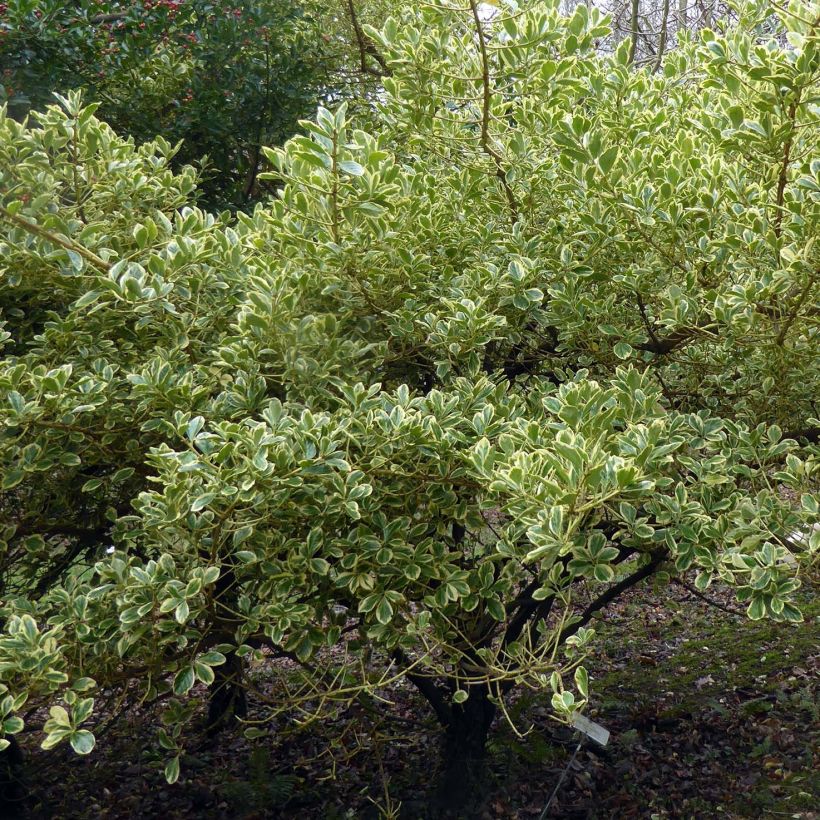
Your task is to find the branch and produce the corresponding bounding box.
[0,205,111,272]
[559,552,666,644]
[467,0,519,224]
[15,523,110,540]
[499,331,560,381]
[782,425,820,443]
[343,0,389,77]
[90,12,127,24]
[774,98,799,239]
[775,271,816,346]
[634,321,715,355]
[672,578,744,616]
[635,292,661,349]
[503,578,553,648]
[652,0,671,74]
[627,0,640,65]
[392,649,452,727]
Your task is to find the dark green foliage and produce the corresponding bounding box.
[0,0,330,208]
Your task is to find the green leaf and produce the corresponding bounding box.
[194,662,215,685]
[198,651,226,666]
[613,341,633,359]
[186,416,205,440]
[727,106,743,129]
[74,290,102,309]
[486,599,506,621]
[746,597,766,620]
[70,730,95,755]
[375,597,394,625]
[233,526,253,546]
[574,666,589,698]
[338,160,365,176]
[72,697,94,724]
[173,667,195,696]
[297,152,330,170]
[48,706,71,727]
[191,493,216,512]
[165,756,180,785]
[66,250,84,272]
[592,564,614,582]
[598,146,619,174]
[3,469,25,490]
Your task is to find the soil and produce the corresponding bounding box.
[9,578,819,819]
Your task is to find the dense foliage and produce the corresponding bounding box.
[1,0,818,810]
[0,0,330,208]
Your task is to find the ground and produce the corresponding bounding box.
[14,578,819,819]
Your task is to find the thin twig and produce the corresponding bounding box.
[0,205,111,271]
[672,578,744,617]
[775,271,817,346]
[344,0,389,77]
[467,0,519,224]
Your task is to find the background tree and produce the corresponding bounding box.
[0,0,338,208]
[0,1,818,815]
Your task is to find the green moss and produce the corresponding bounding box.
[584,585,819,817]
[592,588,818,713]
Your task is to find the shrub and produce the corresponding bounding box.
[1,0,818,812]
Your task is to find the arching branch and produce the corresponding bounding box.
[467,0,519,224]
[344,0,390,78]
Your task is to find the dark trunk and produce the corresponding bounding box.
[0,735,25,818]
[435,687,495,817]
[203,549,247,736]
[205,650,247,736]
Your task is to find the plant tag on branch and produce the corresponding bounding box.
[571,712,610,746]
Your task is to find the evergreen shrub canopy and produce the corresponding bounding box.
[0,0,817,794]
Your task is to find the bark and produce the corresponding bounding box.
[0,735,25,818]
[627,0,640,64]
[467,0,519,224]
[398,655,495,816]
[205,650,247,736]
[405,553,667,815]
[783,426,820,443]
[344,0,389,77]
[653,0,671,73]
[205,560,246,735]
[677,0,687,33]
[559,552,666,644]
[435,686,496,817]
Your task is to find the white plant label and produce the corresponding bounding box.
[571,712,610,746]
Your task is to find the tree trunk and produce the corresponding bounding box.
[435,686,495,817]
[653,0,671,73]
[677,0,687,35]
[206,650,247,736]
[204,553,247,735]
[0,735,25,818]
[627,0,640,64]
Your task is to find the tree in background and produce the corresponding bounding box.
[562,0,792,67]
[0,0,818,815]
[0,0,335,208]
